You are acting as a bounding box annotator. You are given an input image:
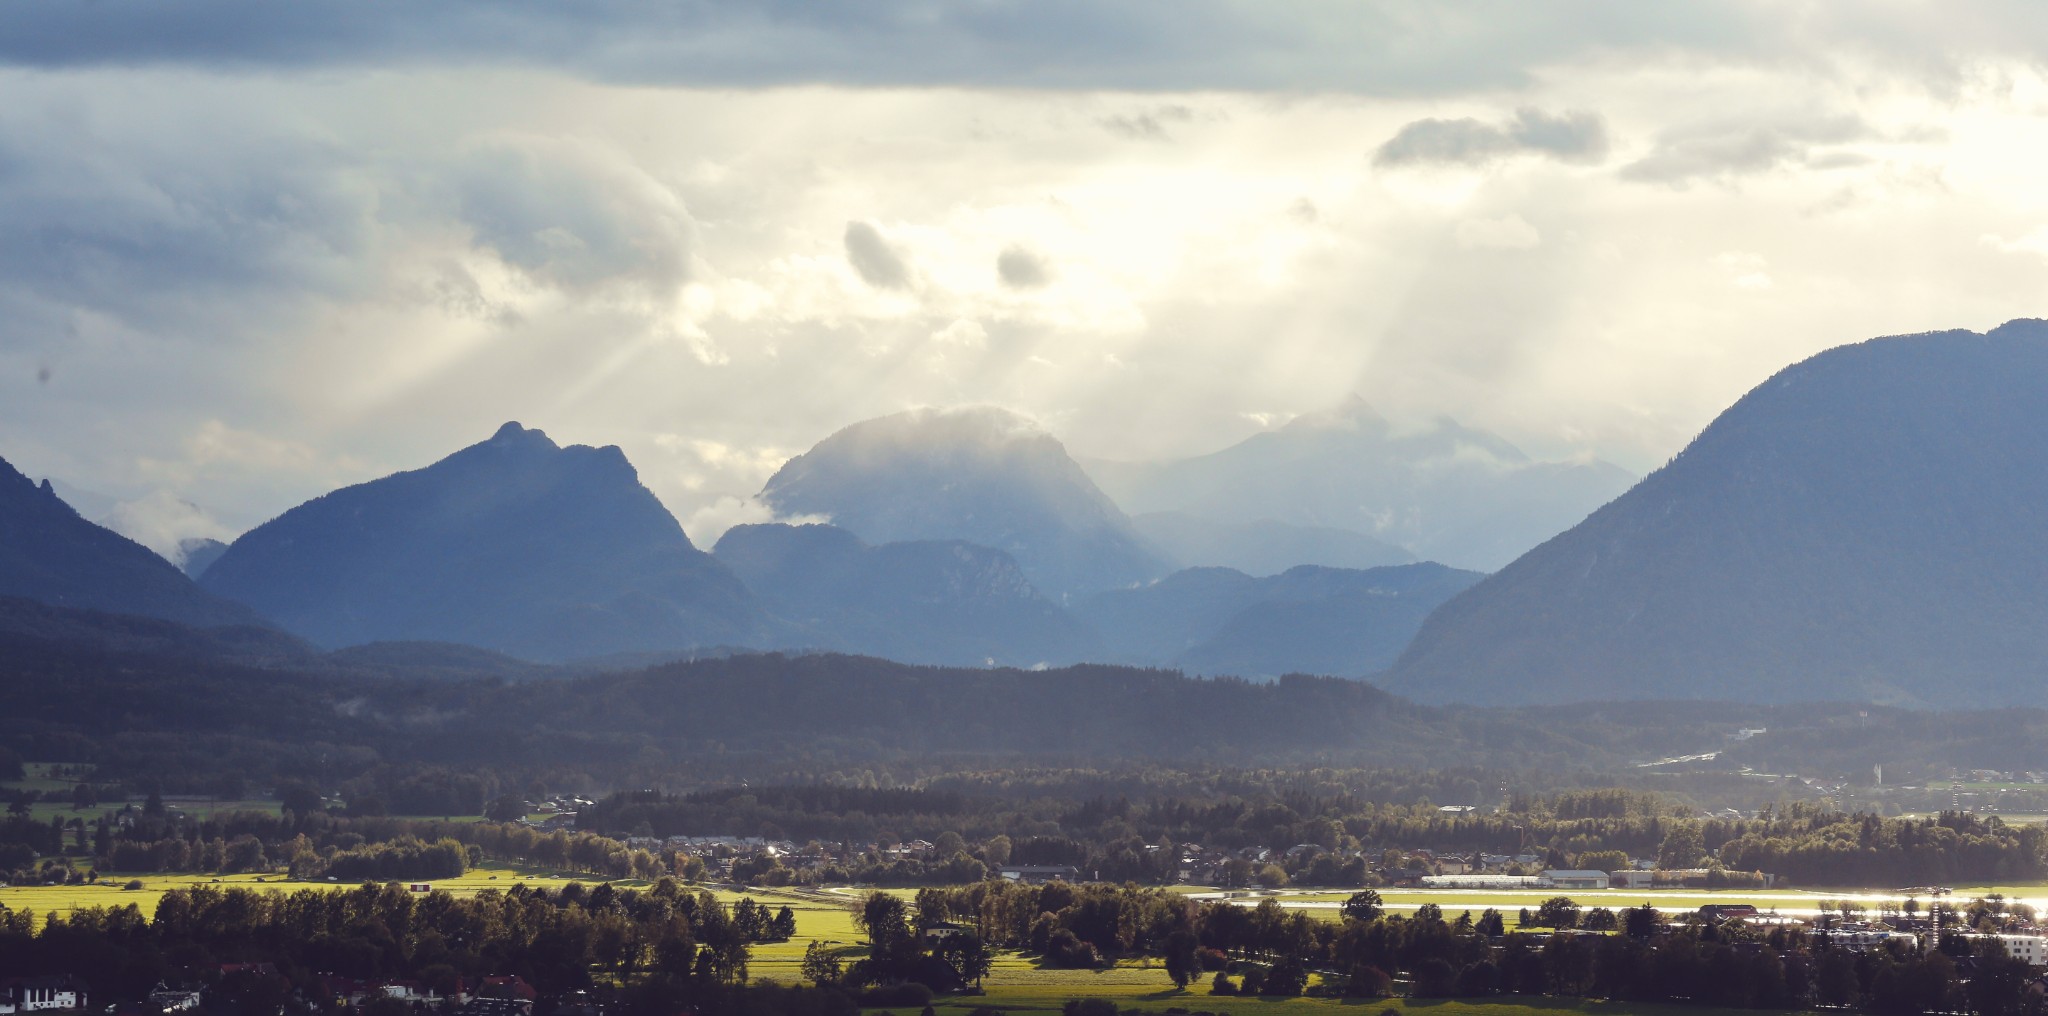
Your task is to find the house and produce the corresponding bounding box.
[0,977,86,1013]
[146,986,201,1013]
[476,976,537,1002]
[923,920,974,947]
[1612,870,1654,890]
[1697,904,1760,924]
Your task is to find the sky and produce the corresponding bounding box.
[5,1,2048,553]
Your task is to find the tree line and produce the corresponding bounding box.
[0,879,850,1016]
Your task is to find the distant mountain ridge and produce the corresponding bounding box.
[1387,319,2048,706]
[201,422,776,661]
[714,522,1100,667]
[1078,562,1481,678]
[0,454,261,628]
[1087,397,1634,571]
[1129,511,1413,576]
[759,406,1170,599]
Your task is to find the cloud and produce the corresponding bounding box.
[1455,214,1541,250]
[996,245,1053,289]
[1620,114,1875,184]
[448,136,695,296]
[96,488,234,561]
[1984,227,2048,257]
[6,2,2048,99]
[681,495,830,548]
[931,318,989,348]
[1373,108,1609,167]
[844,220,912,290]
[1099,105,1194,140]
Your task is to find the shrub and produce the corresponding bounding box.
[1347,965,1392,998]
[1411,957,1458,998]
[1238,966,1266,996]
[1210,971,1236,996]
[123,879,144,890]
[1265,958,1307,997]
[1061,1001,1119,1016]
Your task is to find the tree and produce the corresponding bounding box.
[1624,902,1663,939]
[949,934,994,988]
[800,940,842,985]
[983,834,1012,867]
[1343,889,1384,923]
[1534,896,1581,929]
[274,780,322,819]
[857,890,915,964]
[1477,908,1506,937]
[1658,822,1705,868]
[1163,930,1200,989]
[1266,957,1308,997]
[485,793,528,823]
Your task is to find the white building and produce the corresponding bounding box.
[1419,874,1548,890]
[0,979,85,1013]
[1979,934,2048,966]
[1544,869,1612,890]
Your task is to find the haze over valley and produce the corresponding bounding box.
[13,7,2048,1014]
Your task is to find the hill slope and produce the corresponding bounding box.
[1387,320,2048,706]
[0,455,263,627]
[760,407,1169,599]
[201,422,774,660]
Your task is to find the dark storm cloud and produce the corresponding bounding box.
[1373,108,1609,167]
[844,221,911,290]
[0,92,696,366]
[0,2,1862,95]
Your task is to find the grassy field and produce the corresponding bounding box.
[1,867,2022,1014]
[893,995,1816,1016]
[0,864,639,920]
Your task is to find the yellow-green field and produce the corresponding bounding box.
[0,864,637,920]
[2,870,2026,1015]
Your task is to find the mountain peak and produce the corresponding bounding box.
[0,451,259,627]
[761,406,1168,599]
[1387,321,2048,707]
[487,421,559,451]
[200,428,769,659]
[1283,394,1390,433]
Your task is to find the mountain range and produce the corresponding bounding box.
[17,319,2048,702]
[1388,319,2048,707]
[712,522,1101,667]
[1077,562,1482,678]
[0,456,260,628]
[1086,397,1634,571]
[758,406,1171,600]
[197,422,777,661]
